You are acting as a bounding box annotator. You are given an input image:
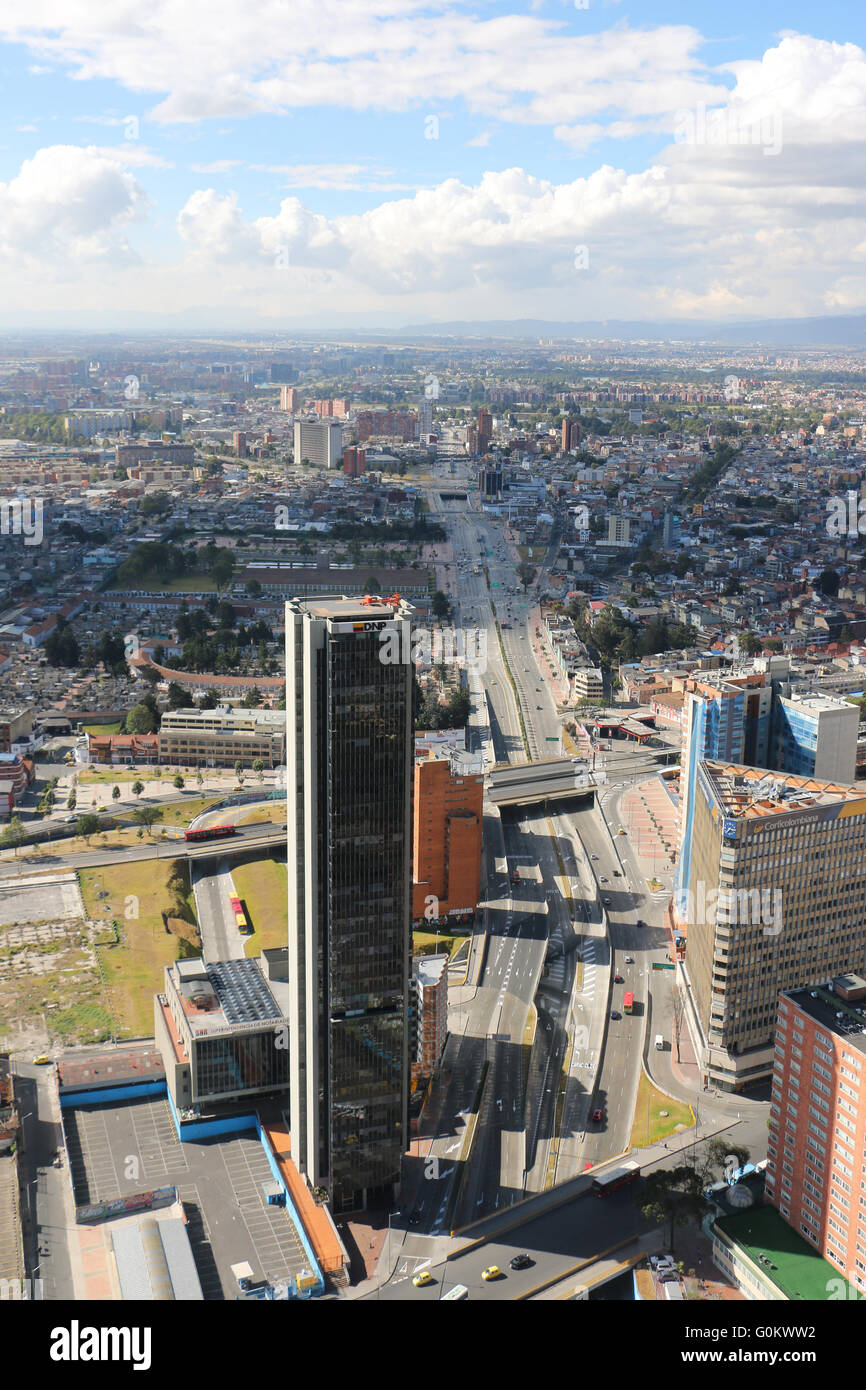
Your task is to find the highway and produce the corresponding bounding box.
[402,449,636,1237]
[0,818,285,876]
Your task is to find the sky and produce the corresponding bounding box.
[1,0,866,330]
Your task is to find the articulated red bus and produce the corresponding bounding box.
[623,991,634,1015]
[184,824,237,842]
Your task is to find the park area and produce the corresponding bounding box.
[231,856,288,956]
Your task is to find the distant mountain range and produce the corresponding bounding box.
[397,315,866,348]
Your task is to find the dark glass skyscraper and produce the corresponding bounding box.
[286,596,414,1212]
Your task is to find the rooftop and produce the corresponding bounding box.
[716,1203,844,1301]
[170,958,287,1036]
[701,759,866,822]
[785,982,866,1057]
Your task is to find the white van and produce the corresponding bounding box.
[654,1035,664,1051]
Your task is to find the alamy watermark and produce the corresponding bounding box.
[681,881,783,936]
[826,490,866,538]
[0,497,43,545]
[674,103,782,157]
[379,625,488,675]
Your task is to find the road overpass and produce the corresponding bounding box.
[487,758,597,808]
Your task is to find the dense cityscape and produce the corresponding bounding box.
[1,0,865,1360]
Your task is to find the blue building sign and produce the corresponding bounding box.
[723,818,738,839]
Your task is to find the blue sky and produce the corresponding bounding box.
[0,1,865,327]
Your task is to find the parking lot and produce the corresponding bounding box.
[63,1096,312,1298]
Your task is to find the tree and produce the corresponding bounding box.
[640,1165,709,1255]
[75,813,101,845]
[66,790,77,811]
[246,578,262,598]
[131,780,144,799]
[111,785,121,803]
[431,590,451,621]
[211,549,235,590]
[125,703,157,735]
[738,631,763,656]
[132,806,162,837]
[252,759,264,783]
[173,774,184,790]
[0,816,25,854]
[817,568,840,599]
[364,575,381,594]
[166,682,188,711]
[516,561,537,592]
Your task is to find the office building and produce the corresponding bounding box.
[157,706,286,769]
[478,464,503,499]
[355,410,417,444]
[682,760,866,1091]
[232,430,247,458]
[293,418,344,469]
[773,693,859,782]
[766,977,866,1292]
[155,957,289,1112]
[286,595,414,1212]
[412,750,483,923]
[561,418,581,452]
[280,386,299,412]
[675,673,773,919]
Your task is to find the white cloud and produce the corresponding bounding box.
[251,162,413,191]
[188,159,243,174]
[0,4,723,135]
[0,145,147,266]
[466,131,492,147]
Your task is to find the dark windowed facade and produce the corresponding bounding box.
[288,597,413,1213]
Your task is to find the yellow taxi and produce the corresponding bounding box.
[481,1265,503,1281]
[412,1271,434,1288]
[32,1055,51,1065]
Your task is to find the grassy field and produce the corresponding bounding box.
[412,929,464,960]
[235,803,286,826]
[78,768,162,785]
[78,858,199,1037]
[80,722,124,737]
[630,1072,694,1148]
[231,856,288,956]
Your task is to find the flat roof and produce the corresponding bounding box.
[290,594,411,620]
[170,958,286,1035]
[785,985,866,1057]
[701,759,866,822]
[716,1204,842,1301]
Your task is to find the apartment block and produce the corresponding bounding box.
[411,954,449,1078]
[412,751,483,923]
[773,693,859,782]
[683,760,866,1091]
[766,977,866,1293]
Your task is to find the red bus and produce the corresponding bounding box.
[623,991,634,1014]
[184,824,237,842]
[592,1162,640,1196]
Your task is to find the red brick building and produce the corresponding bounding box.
[766,976,866,1293]
[412,752,482,923]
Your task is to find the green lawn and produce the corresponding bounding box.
[630,1072,694,1147]
[231,856,288,956]
[80,722,124,737]
[78,858,199,1038]
[412,929,463,960]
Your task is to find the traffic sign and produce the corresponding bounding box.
[652,962,675,971]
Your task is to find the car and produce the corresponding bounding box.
[413,1271,435,1287]
[591,1107,603,1123]
[614,973,623,983]
[599,875,608,883]
[603,897,611,906]
[624,955,634,964]
[591,854,599,861]
[636,919,645,928]
[510,1253,533,1271]
[613,870,622,877]
[409,1211,422,1225]
[610,1010,621,1020]
[617,828,627,835]
[482,1265,503,1281]
[536,704,542,710]
[32,1055,51,1065]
